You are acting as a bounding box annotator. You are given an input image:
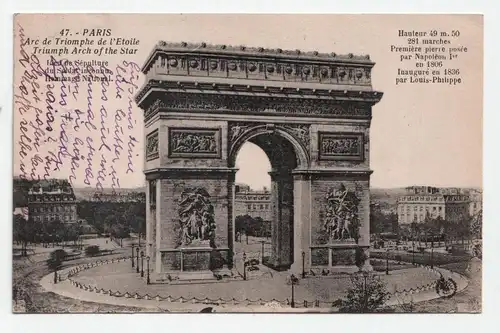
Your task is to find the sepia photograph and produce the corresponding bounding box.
[11,13,483,314]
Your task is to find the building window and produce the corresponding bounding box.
[247,204,252,210]
[260,204,264,210]
[265,204,269,209]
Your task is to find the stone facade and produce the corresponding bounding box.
[234,185,272,221]
[397,186,471,224]
[136,42,383,279]
[27,180,77,223]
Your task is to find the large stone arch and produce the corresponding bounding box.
[228,124,310,170]
[136,41,383,281]
[228,124,311,270]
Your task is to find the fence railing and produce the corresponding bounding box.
[62,255,449,308]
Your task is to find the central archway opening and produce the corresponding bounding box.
[231,131,300,271]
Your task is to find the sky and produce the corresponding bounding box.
[12,14,483,190]
[235,143,271,190]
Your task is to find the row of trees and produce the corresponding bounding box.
[399,210,482,246]
[13,215,83,256]
[370,205,399,235]
[77,200,145,242]
[370,201,483,246]
[235,215,271,238]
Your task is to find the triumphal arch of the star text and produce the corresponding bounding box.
[135,41,383,281]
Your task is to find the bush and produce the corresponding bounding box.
[337,272,390,313]
[84,245,100,257]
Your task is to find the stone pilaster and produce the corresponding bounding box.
[291,172,312,274]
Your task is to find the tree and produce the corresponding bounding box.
[470,210,482,240]
[47,249,66,283]
[369,204,383,237]
[337,272,390,313]
[13,215,35,256]
[235,215,254,235]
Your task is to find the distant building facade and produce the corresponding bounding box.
[234,184,272,221]
[397,186,470,224]
[468,189,482,216]
[27,180,77,223]
[89,192,146,203]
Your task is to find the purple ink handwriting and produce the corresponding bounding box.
[15,23,142,194]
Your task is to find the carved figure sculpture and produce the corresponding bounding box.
[323,184,361,241]
[178,188,216,246]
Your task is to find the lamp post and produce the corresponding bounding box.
[260,240,265,264]
[242,252,247,281]
[146,256,151,284]
[385,248,389,275]
[290,274,298,308]
[362,271,369,312]
[140,251,144,278]
[430,240,434,269]
[301,251,306,278]
[412,240,415,265]
[136,247,140,273]
[131,245,135,268]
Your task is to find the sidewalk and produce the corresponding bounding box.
[40,259,469,313]
[385,266,468,306]
[40,265,330,313]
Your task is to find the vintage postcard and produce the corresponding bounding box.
[12,14,482,313]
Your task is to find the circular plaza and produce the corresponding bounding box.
[65,258,442,306]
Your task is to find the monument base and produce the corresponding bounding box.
[310,241,367,274]
[156,241,234,283]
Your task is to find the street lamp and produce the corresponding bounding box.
[140,251,144,278]
[146,256,151,284]
[260,240,266,263]
[412,240,415,265]
[362,271,369,312]
[136,247,140,273]
[242,252,247,281]
[430,240,434,269]
[385,248,389,275]
[290,274,299,308]
[131,245,135,268]
[301,251,306,278]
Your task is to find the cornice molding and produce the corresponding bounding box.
[141,41,374,73]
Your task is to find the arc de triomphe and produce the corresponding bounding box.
[135,41,383,281]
